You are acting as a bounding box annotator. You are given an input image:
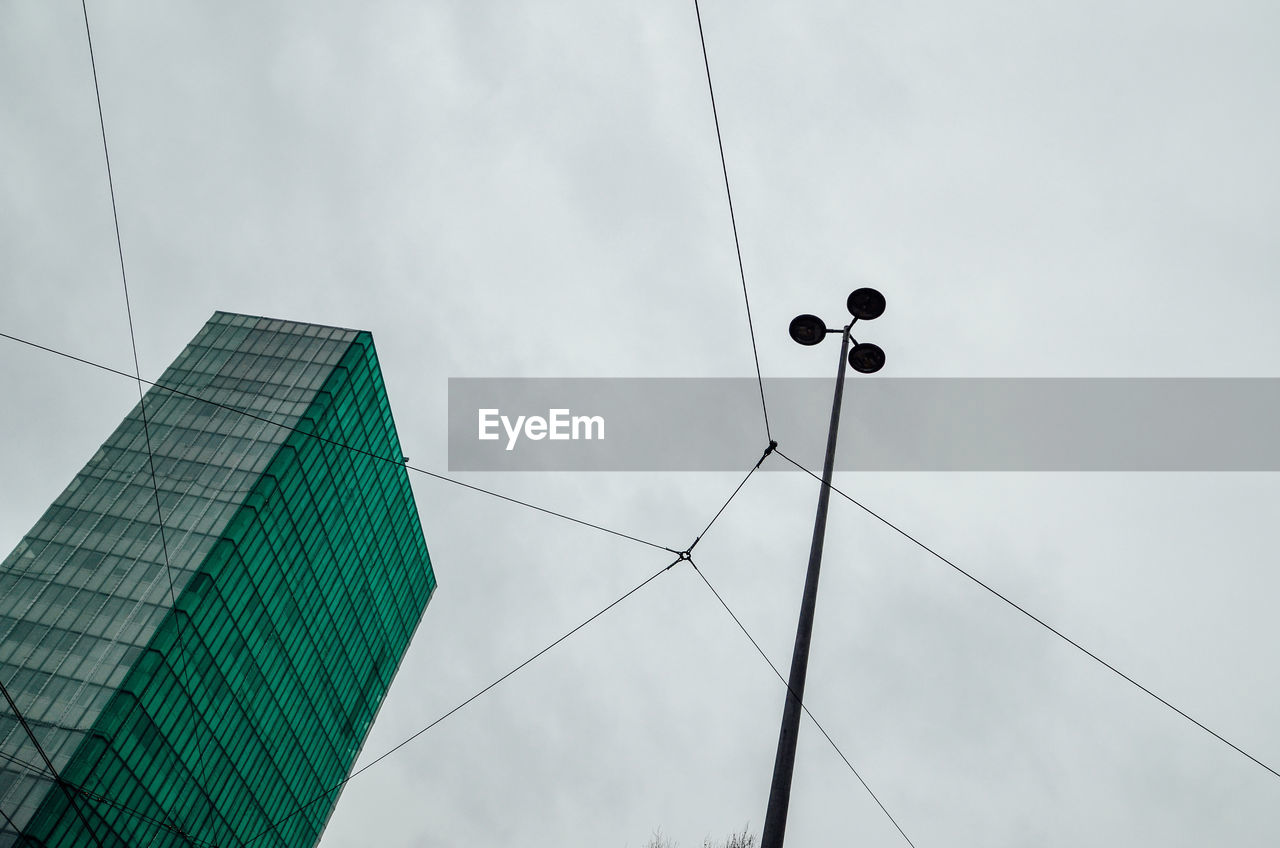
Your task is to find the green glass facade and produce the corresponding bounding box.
[0,312,436,847]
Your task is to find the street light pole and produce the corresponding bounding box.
[761,289,886,848]
[760,325,849,848]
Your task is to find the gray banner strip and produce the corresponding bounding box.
[447,378,1280,471]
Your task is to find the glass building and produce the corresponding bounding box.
[0,312,436,847]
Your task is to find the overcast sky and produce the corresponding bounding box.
[3,1,1280,846]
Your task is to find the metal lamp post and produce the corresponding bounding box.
[761,288,886,848]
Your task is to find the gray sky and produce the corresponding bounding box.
[3,1,1280,846]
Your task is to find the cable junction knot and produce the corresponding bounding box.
[756,439,779,468]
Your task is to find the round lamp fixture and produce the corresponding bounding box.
[846,287,886,321]
[848,342,885,373]
[788,314,828,346]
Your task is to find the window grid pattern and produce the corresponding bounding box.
[2,314,433,848]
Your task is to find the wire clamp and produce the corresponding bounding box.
[756,440,779,468]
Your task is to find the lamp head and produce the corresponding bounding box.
[788,314,828,346]
[847,288,886,321]
[848,342,885,373]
